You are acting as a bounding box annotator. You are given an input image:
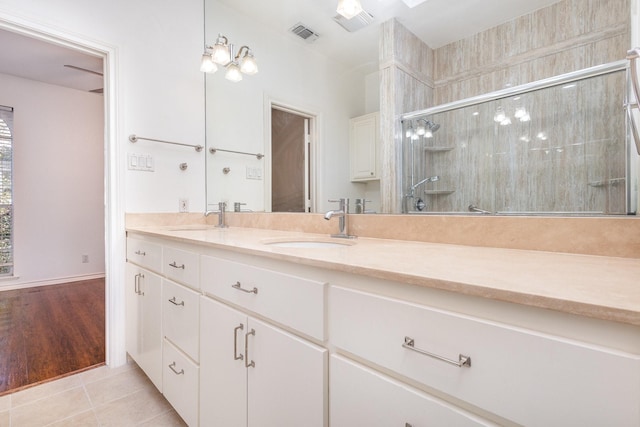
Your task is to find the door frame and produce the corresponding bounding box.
[0,15,126,367]
[264,96,320,213]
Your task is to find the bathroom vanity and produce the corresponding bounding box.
[125,224,640,426]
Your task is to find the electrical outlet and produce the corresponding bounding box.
[82,254,89,263]
[179,198,189,213]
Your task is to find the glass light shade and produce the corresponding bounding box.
[336,0,363,19]
[424,129,433,138]
[225,63,243,82]
[240,53,258,75]
[200,54,218,73]
[211,43,230,65]
[493,107,506,123]
[500,117,512,126]
[514,107,527,118]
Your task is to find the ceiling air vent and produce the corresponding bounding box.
[333,10,374,32]
[289,23,320,43]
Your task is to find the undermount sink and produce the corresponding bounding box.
[262,238,355,248]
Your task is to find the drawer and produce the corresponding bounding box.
[163,246,199,290]
[127,238,162,273]
[201,256,326,340]
[163,279,200,362]
[163,339,199,427]
[330,286,640,426]
[330,355,493,427]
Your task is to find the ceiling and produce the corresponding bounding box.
[0,0,561,90]
[215,0,563,73]
[0,29,103,93]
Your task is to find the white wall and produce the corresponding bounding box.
[205,0,370,213]
[0,73,105,286]
[0,0,206,214]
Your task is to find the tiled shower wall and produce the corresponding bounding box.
[433,0,630,103]
[393,0,631,214]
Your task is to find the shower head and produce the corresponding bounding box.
[414,119,440,137]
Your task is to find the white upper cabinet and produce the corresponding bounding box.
[349,112,380,181]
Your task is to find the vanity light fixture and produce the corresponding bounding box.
[336,0,363,19]
[200,33,258,82]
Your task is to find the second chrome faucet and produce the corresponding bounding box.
[324,198,356,239]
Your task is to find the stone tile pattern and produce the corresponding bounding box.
[382,0,631,213]
[0,361,187,427]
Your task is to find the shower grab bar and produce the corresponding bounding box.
[626,48,640,155]
[209,147,264,160]
[129,134,204,152]
[401,59,628,120]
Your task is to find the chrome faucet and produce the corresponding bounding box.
[324,198,356,239]
[205,201,228,228]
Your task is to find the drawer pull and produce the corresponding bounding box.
[134,250,146,256]
[169,261,185,269]
[168,296,185,306]
[232,281,258,294]
[168,361,184,375]
[403,336,471,368]
[234,324,244,361]
[245,328,256,368]
[134,273,144,296]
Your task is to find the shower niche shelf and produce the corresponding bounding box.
[588,177,625,187]
[424,190,455,195]
[424,146,455,152]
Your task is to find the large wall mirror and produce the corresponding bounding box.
[204,0,639,216]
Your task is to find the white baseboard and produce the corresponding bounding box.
[0,273,106,291]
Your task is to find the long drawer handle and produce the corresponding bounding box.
[169,261,185,269]
[402,336,471,368]
[134,273,144,296]
[234,324,244,361]
[245,328,256,368]
[168,296,185,306]
[168,361,184,375]
[135,250,146,256]
[232,281,258,294]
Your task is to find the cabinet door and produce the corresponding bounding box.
[125,263,162,391]
[330,355,493,427]
[248,318,327,427]
[200,297,247,427]
[350,112,379,181]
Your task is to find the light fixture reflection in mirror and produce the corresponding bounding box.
[200,33,258,82]
[336,0,363,19]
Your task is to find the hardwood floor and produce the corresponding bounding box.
[0,278,105,395]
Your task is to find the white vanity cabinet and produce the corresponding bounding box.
[330,285,640,426]
[199,254,328,427]
[330,354,494,427]
[125,240,163,391]
[349,112,379,181]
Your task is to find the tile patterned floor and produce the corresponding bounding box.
[0,360,187,426]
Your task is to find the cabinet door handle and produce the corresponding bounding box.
[169,261,185,269]
[402,336,471,368]
[245,328,256,368]
[134,273,144,296]
[135,250,146,256]
[168,296,185,306]
[168,361,184,375]
[232,281,258,294]
[233,324,244,361]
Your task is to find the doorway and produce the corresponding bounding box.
[268,104,317,212]
[0,18,122,372]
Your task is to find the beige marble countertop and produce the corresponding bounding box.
[127,225,640,326]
